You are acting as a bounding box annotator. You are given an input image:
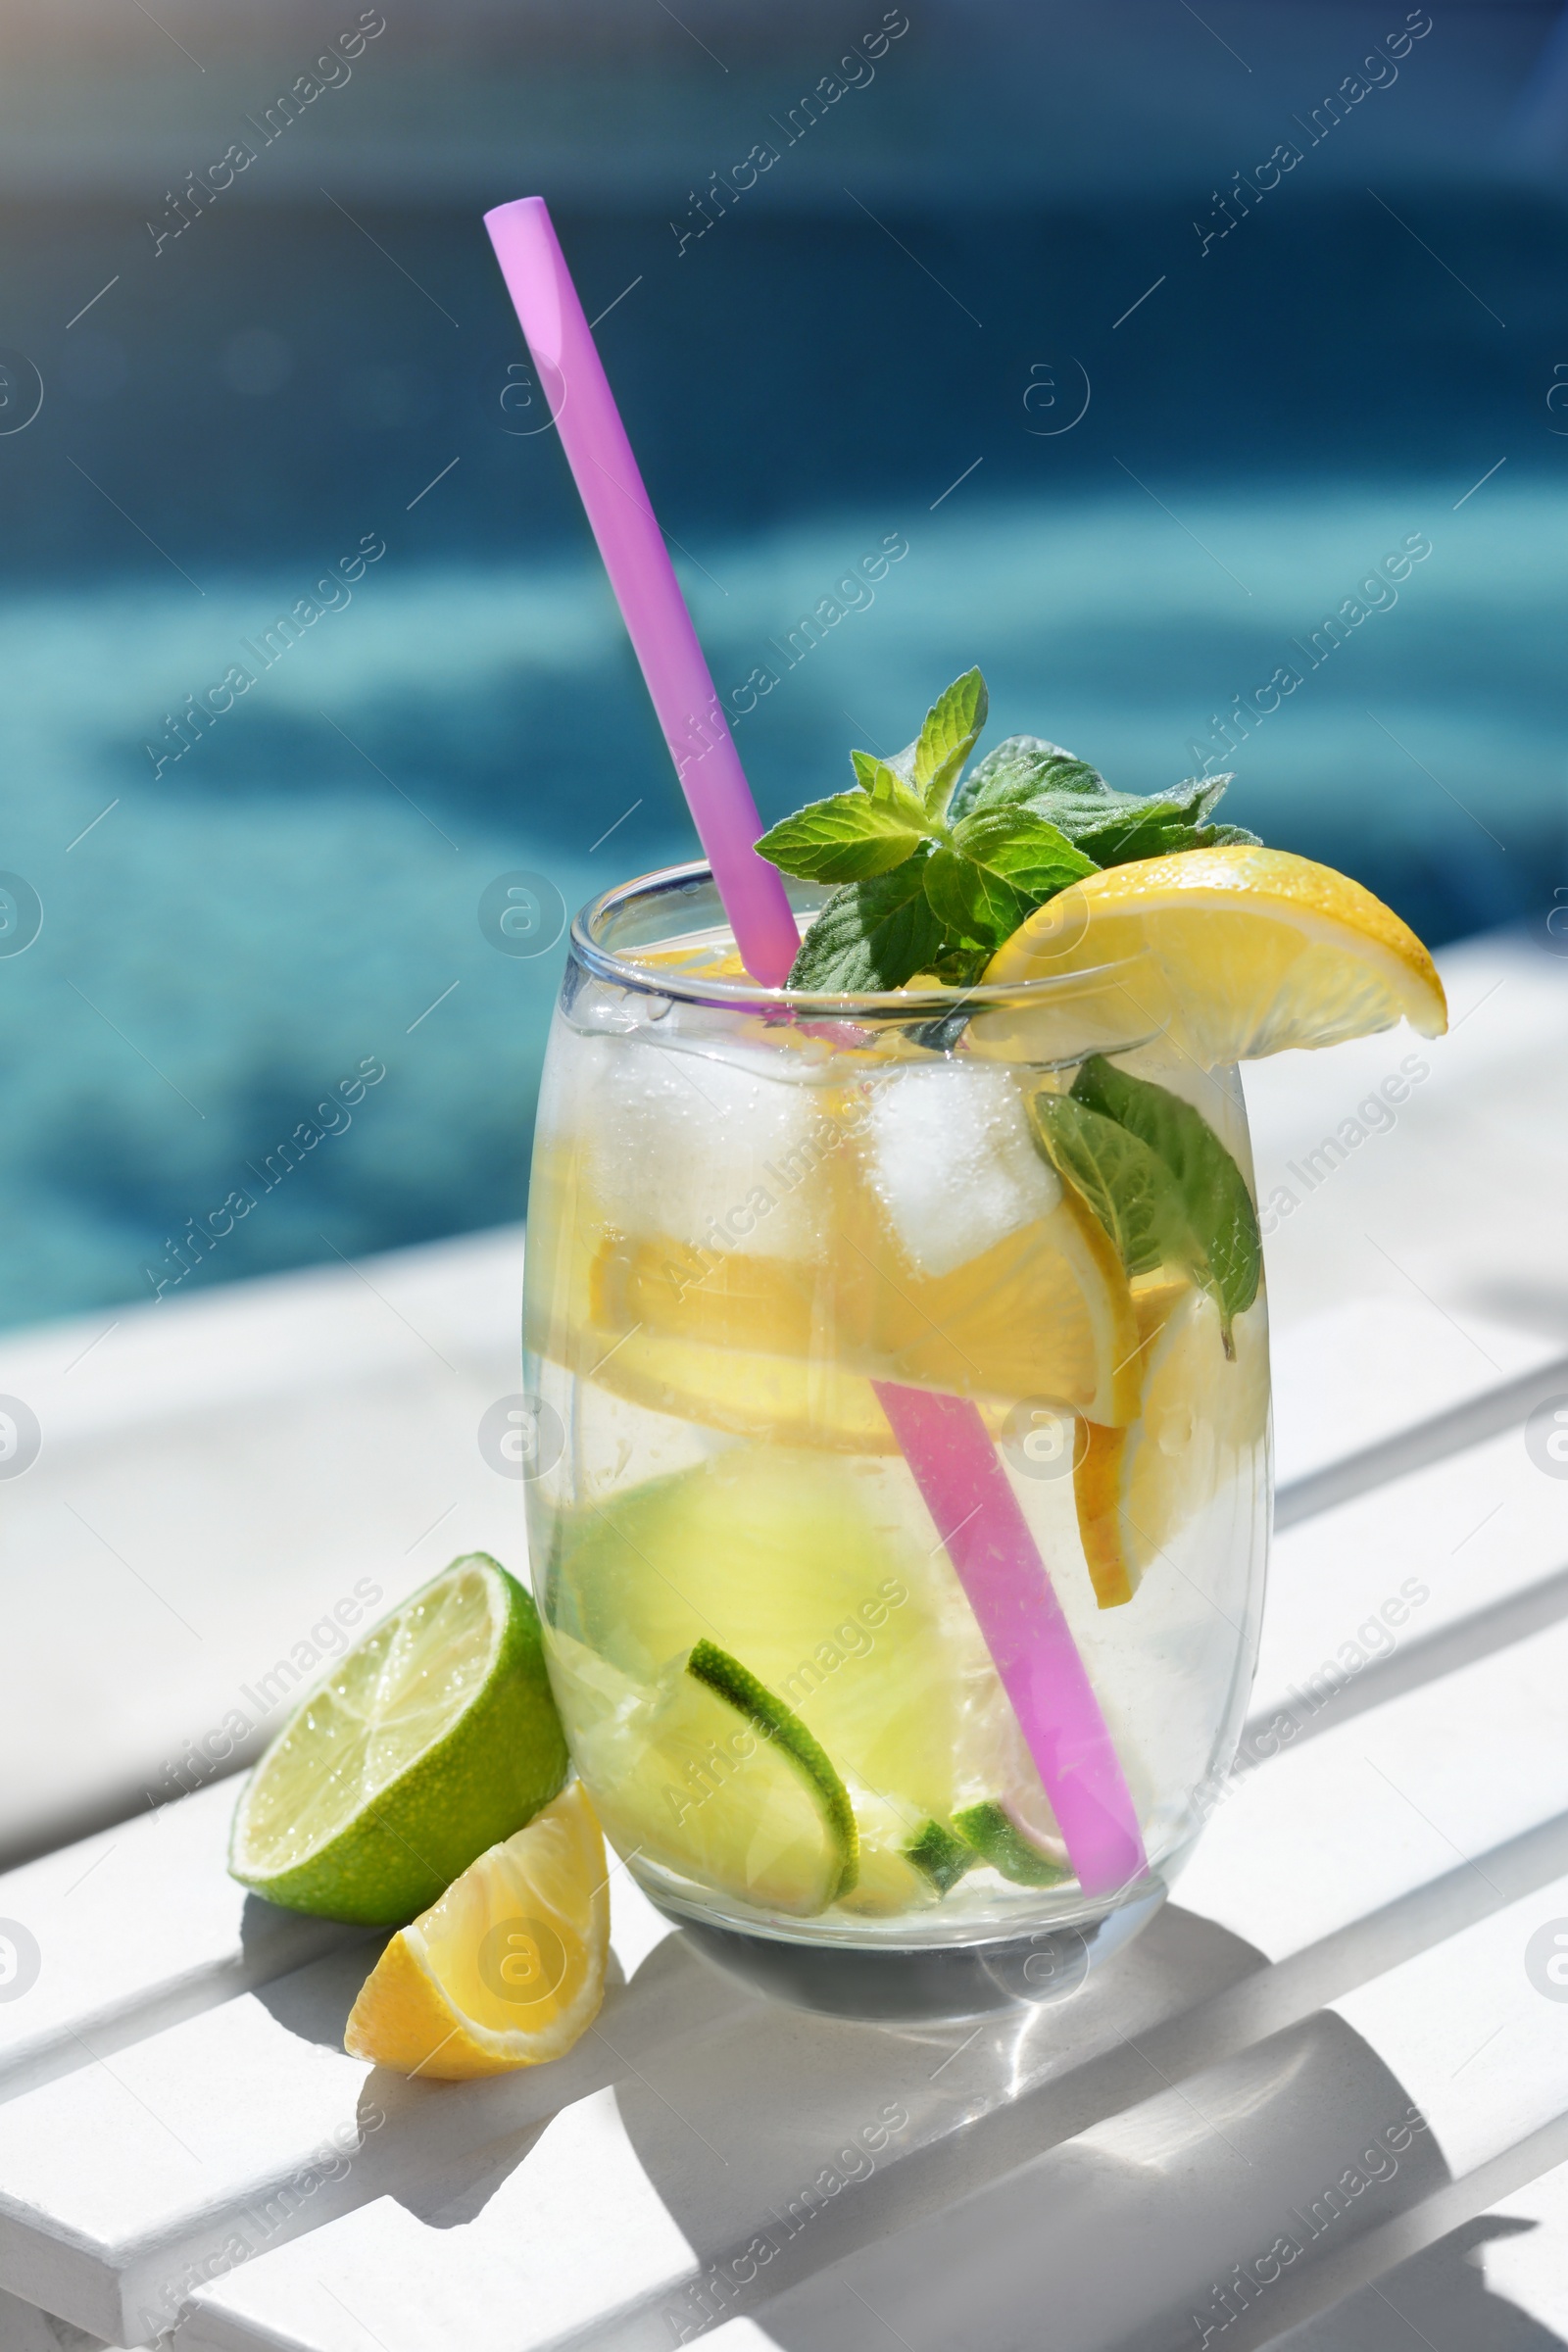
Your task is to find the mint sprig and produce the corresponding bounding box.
[755,668,1258,992]
[786,853,945,993]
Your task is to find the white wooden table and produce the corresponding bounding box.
[2,927,1566,2352]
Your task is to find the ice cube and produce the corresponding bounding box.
[863,1062,1061,1279]
[567,1031,829,1260]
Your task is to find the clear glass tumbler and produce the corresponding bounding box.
[522,862,1270,2019]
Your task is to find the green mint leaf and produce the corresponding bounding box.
[1068,777,1231,866]
[787,851,945,991]
[884,738,920,789]
[930,945,991,987]
[920,808,1097,954]
[921,845,1029,951]
[774,686,1269,997]
[954,736,1110,822]
[1070,1055,1261,1345]
[950,807,1100,899]
[912,667,988,815]
[1028,1094,1187,1279]
[849,749,931,829]
[1195,820,1262,848]
[959,752,1255,868]
[756,787,927,885]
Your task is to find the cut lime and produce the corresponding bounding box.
[549,1445,1019,1829]
[229,1555,568,1926]
[552,1631,857,1917]
[952,1800,1070,1887]
[907,1817,977,1896]
[687,1641,858,1900]
[836,1784,938,1918]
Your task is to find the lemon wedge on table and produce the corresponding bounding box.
[344,1782,610,2079]
[981,846,1447,1067]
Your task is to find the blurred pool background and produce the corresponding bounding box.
[2,0,1565,1330]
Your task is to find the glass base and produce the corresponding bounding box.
[653,1883,1169,2023]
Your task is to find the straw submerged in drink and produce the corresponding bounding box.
[485,193,1147,1905]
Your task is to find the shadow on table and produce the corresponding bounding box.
[249,1926,382,2050]
[603,1905,1495,2352]
[1271,2216,1566,2352]
[234,1891,1562,2351]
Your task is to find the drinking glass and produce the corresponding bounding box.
[521,862,1270,2018]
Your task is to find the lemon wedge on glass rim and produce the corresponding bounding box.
[978,845,1447,1067]
[344,1781,609,2079]
[978,845,1444,1606]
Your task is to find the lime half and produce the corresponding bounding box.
[230,1554,568,1926]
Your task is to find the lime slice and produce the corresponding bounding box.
[832,1784,977,1916]
[549,1445,1021,1832]
[906,1817,977,1897]
[552,1631,856,1916]
[687,1640,858,1903]
[230,1555,568,1926]
[953,1800,1070,1887]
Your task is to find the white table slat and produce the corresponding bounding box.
[0,1870,723,2347]
[177,2091,703,2352]
[1268,1294,1564,1495]
[1279,2155,1568,2349]
[1182,1612,1568,1962]
[0,1226,531,1871]
[1335,1880,1568,2183]
[634,1886,1568,2351]
[1254,1416,1568,1739]
[0,1781,350,2108]
[0,2281,123,2350]
[173,1600,1568,2352]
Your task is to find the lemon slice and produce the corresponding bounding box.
[1074,1284,1268,1607]
[581,1235,898,1452]
[836,1188,1141,1424]
[343,1782,609,2079]
[981,846,1446,1068]
[581,1194,1139,1432]
[577,1324,901,1453]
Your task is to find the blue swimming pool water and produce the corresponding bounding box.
[1,188,1563,1327]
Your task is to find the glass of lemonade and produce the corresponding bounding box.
[522,861,1271,2019]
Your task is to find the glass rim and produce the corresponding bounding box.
[570,858,1140,1016]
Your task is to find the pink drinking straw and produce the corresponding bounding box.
[484,195,1146,1899]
